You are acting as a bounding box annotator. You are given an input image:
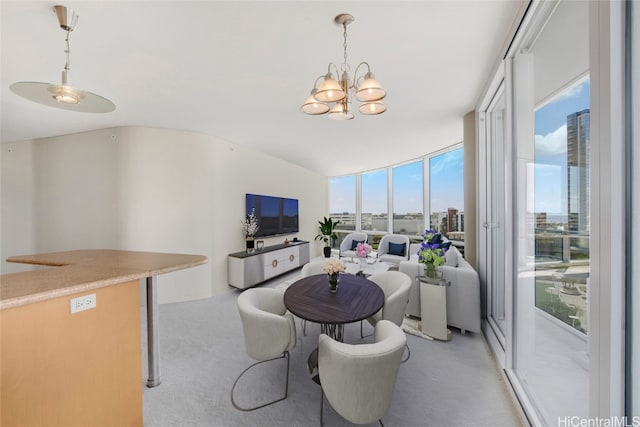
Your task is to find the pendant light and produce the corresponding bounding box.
[301,13,386,119]
[9,5,116,113]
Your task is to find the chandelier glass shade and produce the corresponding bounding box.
[9,5,116,113]
[301,14,386,120]
[301,89,330,115]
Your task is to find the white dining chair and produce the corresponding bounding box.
[231,288,297,411]
[362,270,412,362]
[318,320,406,426]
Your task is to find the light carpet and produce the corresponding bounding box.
[141,272,525,426]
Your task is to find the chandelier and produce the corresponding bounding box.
[301,13,386,120]
[10,5,115,113]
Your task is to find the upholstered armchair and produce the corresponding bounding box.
[399,244,481,334]
[363,270,412,361]
[339,232,368,259]
[377,234,410,266]
[231,288,297,411]
[318,320,406,426]
[301,260,325,277]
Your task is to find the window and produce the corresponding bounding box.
[533,78,590,334]
[429,148,464,243]
[510,3,591,419]
[361,169,388,232]
[329,175,356,232]
[392,161,423,236]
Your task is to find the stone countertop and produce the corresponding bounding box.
[1,249,208,310]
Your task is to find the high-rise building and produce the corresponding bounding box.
[566,109,590,233]
[535,212,547,229]
[447,208,458,233]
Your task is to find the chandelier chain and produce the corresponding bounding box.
[341,23,350,73]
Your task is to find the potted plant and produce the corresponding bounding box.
[315,216,340,258]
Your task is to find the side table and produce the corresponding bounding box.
[419,275,452,341]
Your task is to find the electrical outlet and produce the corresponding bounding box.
[70,293,96,314]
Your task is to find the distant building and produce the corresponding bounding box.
[430,212,448,233]
[448,208,458,233]
[535,212,547,229]
[330,212,356,230]
[567,109,590,233]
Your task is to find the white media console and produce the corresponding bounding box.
[227,240,310,289]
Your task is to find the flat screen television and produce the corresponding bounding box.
[246,193,299,238]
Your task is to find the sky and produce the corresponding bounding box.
[534,78,590,215]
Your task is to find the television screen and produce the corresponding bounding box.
[246,194,299,237]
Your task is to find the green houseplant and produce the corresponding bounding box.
[315,216,340,258]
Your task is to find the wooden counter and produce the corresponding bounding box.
[1,249,207,310]
[0,249,208,427]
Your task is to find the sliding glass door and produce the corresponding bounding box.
[511,1,590,423]
[484,85,507,342]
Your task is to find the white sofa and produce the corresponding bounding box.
[399,243,481,334]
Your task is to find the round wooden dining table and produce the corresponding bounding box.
[283,273,384,342]
[284,273,385,385]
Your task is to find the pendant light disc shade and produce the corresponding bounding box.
[10,81,116,113]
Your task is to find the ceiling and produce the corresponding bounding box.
[1,1,526,176]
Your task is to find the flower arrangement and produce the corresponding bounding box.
[242,208,259,237]
[417,229,450,273]
[322,258,346,275]
[354,242,372,259]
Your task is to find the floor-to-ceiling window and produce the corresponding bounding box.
[328,155,463,251]
[329,175,356,248]
[428,147,464,252]
[478,1,608,423]
[360,168,388,249]
[510,1,591,423]
[392,160,424,237]
[361,169,388,234]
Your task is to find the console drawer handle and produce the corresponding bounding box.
[272,259,278,268]
[289,254,295,262]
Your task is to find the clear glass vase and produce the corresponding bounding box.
[425,263,442,280]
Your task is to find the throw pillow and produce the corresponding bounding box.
[388,242,406,256]
[427,233,443,244]
[351,240,363,250]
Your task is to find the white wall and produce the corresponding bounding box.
[1,126,327,302]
